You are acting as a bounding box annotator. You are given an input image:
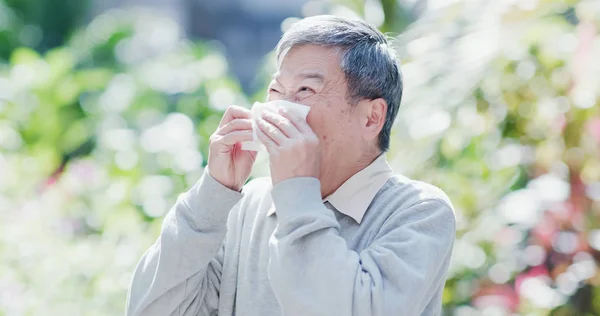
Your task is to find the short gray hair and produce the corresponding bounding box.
[276,15,403,152]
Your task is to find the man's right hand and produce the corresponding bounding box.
[207,105,257,192]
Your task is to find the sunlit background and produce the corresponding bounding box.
[0,0,599,315]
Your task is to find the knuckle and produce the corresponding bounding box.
[280,119,292,129]
[221,122,232,131]
[224,105,236,114]
[209,133,218,143]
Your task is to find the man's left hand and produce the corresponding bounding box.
[255,107,320,185]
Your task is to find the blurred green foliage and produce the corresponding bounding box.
[0,0,599,315]
[0,0,89,59]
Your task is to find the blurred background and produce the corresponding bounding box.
[0,0,599,315]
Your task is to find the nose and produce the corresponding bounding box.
[283,95,298,103]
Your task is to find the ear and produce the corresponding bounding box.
[359,98,387,142]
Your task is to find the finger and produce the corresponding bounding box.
[217,118,252,135]
[254,122,278,153]
[217,130,253,146]
[261,109,300,138]
[256,117,287,146]
[218,105,251,128]
[279,107,314,136]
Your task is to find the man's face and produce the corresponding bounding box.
[267,44,361,176]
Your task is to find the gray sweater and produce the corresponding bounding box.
[126,159,456,316]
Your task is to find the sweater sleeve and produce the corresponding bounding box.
[267,177,456,316]
[126,169,243,316]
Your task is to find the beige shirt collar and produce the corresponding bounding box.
[267,154,393,224]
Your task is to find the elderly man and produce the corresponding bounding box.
[127,15,455,316]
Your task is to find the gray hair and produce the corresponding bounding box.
[276,15,403,152]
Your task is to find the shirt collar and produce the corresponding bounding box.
[267,154,393,224]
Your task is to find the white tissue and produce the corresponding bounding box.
[240,100,311,151]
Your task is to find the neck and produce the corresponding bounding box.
[319,150,381,198]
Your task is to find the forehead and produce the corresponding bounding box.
[275,44,344,81]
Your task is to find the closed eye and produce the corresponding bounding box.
[298,86,314,93]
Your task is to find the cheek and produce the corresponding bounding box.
[303,97,350,144]
[306,111,326,137]
[266,93,283,102]
[306,109,342,146]
[304,113,329,147]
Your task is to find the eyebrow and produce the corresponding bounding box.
[296,70,325,82]
[271,70,325,84]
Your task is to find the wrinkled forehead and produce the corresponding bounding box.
[277,43,343,68]
[274,44,344,82]
[272,69,325,85]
